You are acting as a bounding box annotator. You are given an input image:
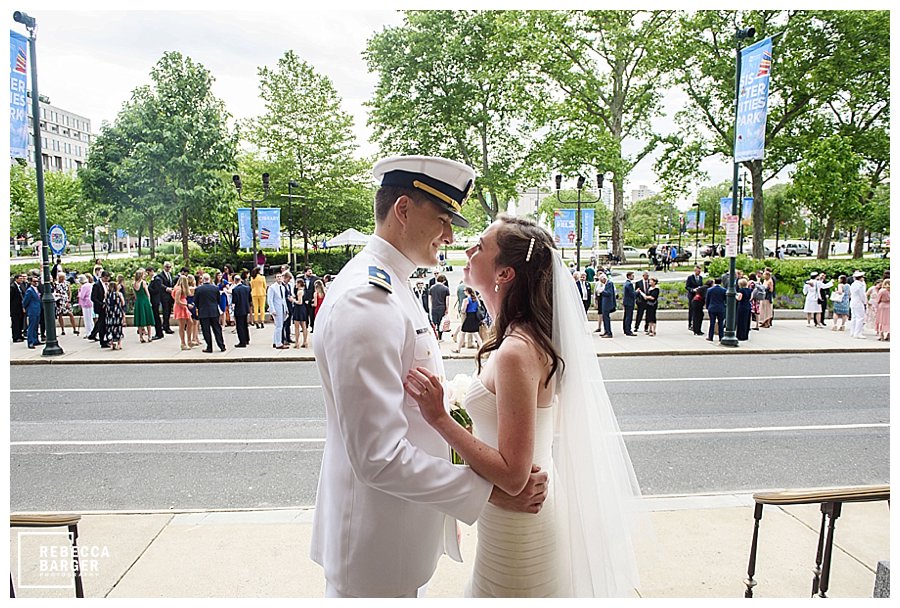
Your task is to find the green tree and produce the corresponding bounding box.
[659,10,859,259]
[525,10,676,262]
[787,135,865,259]
[365,10,537,221]
[246,50,368,263]
[9,161,81,247]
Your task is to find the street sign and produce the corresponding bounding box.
[48,224,66,255]
[724,216,739,257]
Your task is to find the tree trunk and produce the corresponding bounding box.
[181,208,190,268]
[611,175,625,261]
[149,216,156,259]
[749,160,765,259]
[89,222,96,261]
[137,225,143,257]
[852,225,866,259]
[817,216,835,259]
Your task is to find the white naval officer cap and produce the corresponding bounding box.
[373,155,475,228]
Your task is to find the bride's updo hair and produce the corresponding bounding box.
[476,215,562,388]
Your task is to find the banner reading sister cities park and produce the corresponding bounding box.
[10,30,29,159]
[734,37,773,163]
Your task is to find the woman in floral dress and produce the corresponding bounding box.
[104,277,126,350]
[53,272,79,335]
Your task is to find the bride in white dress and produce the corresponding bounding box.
[406,216,643,597]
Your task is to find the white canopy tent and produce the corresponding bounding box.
[325,228,371,248]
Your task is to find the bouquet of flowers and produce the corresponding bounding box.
[446,373,473,464]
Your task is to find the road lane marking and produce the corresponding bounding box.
[9,385,322,393]
[8,373,890,393]
[10,423,889,447]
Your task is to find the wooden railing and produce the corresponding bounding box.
[744,484,890,598]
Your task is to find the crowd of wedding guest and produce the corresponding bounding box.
[10,260,333,352]
[11,257,888,351]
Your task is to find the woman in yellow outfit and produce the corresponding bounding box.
[250,267,268,328]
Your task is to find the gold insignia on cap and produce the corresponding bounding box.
[412,180,461,213]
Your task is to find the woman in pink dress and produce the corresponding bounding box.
[874,279,890,341]
[865,280,882,330]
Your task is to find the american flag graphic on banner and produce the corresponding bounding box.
[756,51,772,78]
[260,227,271,240]
[15,48,26,73]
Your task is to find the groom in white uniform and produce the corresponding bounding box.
[311,156,549,597]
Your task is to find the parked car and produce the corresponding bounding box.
[783,243,813,256]
[622,246,648,261]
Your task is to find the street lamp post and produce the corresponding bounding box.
[15,10,62,356]
[722,26,756,348]
[287,179,299,272]
[232,173,270,253]
[555,173,603,270]
[693,202,701,263]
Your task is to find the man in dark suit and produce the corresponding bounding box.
[596,273,616,337]
[301,267,320,331]
[705,277,727,342]
[685,265,704,332]
[195,273,226,352]
[230,272,251,348]
[159,261,176,334]
[622,271,637,336]
[10,273,27,342]
[22,275,43,348]
[575,272,592,313]
[633,270,651,334]
[89,271,110,347]
[146,266,165,340]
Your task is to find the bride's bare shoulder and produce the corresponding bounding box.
[496,330,547,370]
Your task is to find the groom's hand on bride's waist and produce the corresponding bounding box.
[488,465,548,514]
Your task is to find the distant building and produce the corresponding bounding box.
[630,184,656,204]
[24,93,92,173]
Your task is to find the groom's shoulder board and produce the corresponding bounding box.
[368,266,393,294]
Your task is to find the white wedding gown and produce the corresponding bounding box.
[464,377,565,597]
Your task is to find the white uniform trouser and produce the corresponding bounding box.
[272,311,285,345]
[849,304,866,336]
[325,581,427,598]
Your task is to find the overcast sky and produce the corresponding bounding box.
[9,1,826,209]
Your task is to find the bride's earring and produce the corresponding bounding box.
[494,282,500,293]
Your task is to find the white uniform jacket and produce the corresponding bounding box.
[311,235,492,597]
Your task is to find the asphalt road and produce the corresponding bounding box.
[9,353,890,512]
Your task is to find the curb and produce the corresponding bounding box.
[10,345,889,365]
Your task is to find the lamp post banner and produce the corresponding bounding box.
[552,208,594,249]
[257,207,281,249]
[10,30,29,159]
[686,210,706,231]
[734,37,773,162]
[237,207,252,249]
[719,197,753,227]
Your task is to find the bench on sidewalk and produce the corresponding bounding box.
[10,513,85,598]
[744,484,890,598]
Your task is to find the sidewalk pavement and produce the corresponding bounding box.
[9,493,889,598]
[9,314,890,365]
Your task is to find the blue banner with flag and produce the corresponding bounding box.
[257,208,281,249]
[734,37,773,162]
[552,208,594,249]
[237,208,252,249]
[10,30,29,159]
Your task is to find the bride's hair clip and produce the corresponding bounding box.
[525,237,536,262]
